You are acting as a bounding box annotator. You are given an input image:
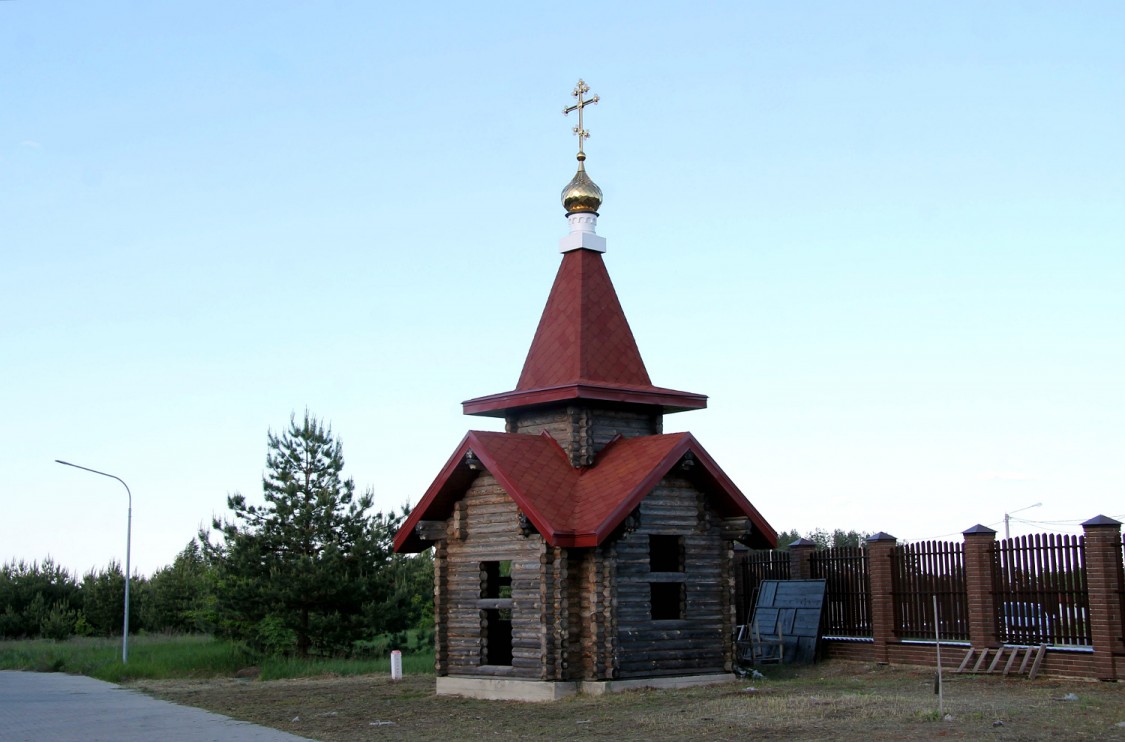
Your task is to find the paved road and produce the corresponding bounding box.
[0,671,311,742]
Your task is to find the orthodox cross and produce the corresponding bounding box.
[563,79,599,156]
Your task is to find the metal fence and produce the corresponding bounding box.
[892,540,969,641]
[810,547,871,637]
[734,549,790,624]
[993,533,1089,646]
[734,527,1117,656]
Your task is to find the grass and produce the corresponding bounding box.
[258,651,434,680]
[130,661,1125,741]
[0,634,435,683]
[0,634,252,681]
[8,639,1124,739]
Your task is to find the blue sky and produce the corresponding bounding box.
[2,2,1122,575]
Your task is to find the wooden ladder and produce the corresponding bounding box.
[956,644,1047,679]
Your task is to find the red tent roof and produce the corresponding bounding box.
[463,249,706,417]
[393,430,777,553]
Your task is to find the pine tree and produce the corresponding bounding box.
[80,561,128,636]
[144,540,215,633]
[206,411,400,656]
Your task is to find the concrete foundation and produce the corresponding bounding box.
[436,673,735,701]
[579,673,735,696]
[436,676,578,701]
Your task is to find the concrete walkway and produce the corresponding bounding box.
[0,671,311,742]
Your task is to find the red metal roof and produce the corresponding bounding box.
[463,249,706,417]
[518,248,651,389]
[393,430,777,553]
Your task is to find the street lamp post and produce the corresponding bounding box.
[1004,501,1042,540]
[55,459,132,664]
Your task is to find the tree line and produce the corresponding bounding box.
[2,411,433,657]
[4,410,871,656]
[2,545,210,640]
[773,528,871,550]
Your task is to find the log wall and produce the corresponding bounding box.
[433,470,738,682]
[506,404,660,466]
[566,545,618,680]
[544,545,567,680]
[587,408,662,450]
[440,473,549,679]
[432,540,449,675]
[613,475,730,678]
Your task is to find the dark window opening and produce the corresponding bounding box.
[650,536,685,620]
[480,560,513,665]
[650,535,684,572]
[650,582,684,620]
[482,560,512,599]
[483,608,513,665]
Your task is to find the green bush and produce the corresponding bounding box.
[351,635,393,658]
[252,616,297,656]
[39,601,79,641]
[143,541,217,634]
[0,559,81,639]
[80,563,128,636]
[352,628,432,659]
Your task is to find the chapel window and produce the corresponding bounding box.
[479,560,513,665]
[649,535,685,621]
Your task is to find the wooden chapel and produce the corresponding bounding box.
[393,81,777,700]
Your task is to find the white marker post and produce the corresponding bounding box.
[390,650,403,681]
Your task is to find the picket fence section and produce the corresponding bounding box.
[734,549,790,625]
[734,519,1125,680]
[993,533,1090,646]
[737,532,1098,645]
[810,546,871,638]
[893,540,969,642]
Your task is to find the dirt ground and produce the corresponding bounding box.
[130,661,1125,741]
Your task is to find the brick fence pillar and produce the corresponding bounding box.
[963,524,999,649]
[789,538,816,580]
[1082,515,1124,680]
[866,532,897,663]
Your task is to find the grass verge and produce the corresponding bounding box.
[259,651,434,680]
[0,635,434,683]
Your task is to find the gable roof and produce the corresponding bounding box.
[462,249,707,417]
[393,429,777,553]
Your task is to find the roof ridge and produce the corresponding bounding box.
[538,430,571,465]
[394,430,776,552]
[592,432,625,461]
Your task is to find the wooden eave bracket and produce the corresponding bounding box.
[518,511,538,537]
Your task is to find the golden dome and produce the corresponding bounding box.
[561,154,603,214]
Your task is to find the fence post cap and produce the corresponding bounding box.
[866,532,896,543]
[962,524,997,535]
[1081,514,1122,528]
[789,537,817,548]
